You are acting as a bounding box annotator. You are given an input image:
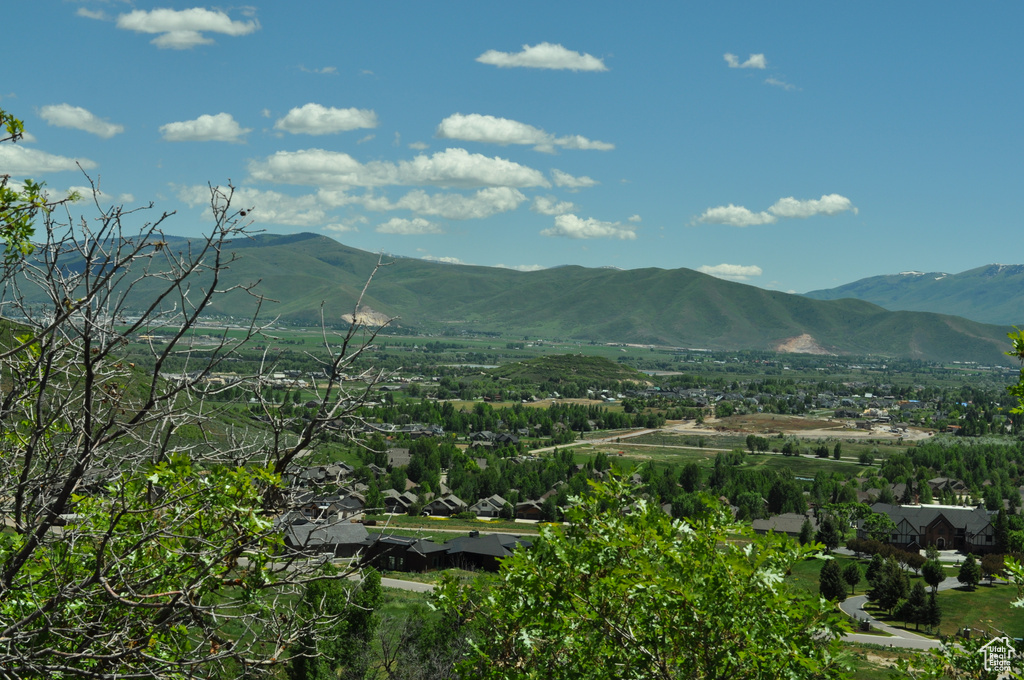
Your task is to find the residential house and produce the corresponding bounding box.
[752,511,818,538]
[444,532,533,572]
[857,502,996,553]
[422,494,468,517]
[281,519,369,558]
[469,494,508,518]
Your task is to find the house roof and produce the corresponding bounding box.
[284,521,369,550]
[751,512,816,535]
[444,533,530,558]
[865,502,993,535]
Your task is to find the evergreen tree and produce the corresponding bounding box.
[957,554,981,590]
[798,519,814,545]
[819,559,847,602]
[815,516,842,553]
[995,509,1010,553]
[924,591,942,632]
[869,557,909,614]
[905,582,928,630]
[866,553,885,586]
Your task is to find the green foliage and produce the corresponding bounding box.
[435,474,850,680]
[958,553,982,590]
[0,108,78,265]
[843,561,862,595]
[820,558,848,602]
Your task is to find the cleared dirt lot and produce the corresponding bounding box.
[665,413,933,442]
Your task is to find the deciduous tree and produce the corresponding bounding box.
[0,109,390,678]
[436,475,849,680]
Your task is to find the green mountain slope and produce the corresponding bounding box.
[16,233,1013,364]
[804,265,1024,326]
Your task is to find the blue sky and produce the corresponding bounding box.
[3,2,1022,294]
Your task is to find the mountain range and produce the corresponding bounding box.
[26,233,1015,365]
[804,265,1024,326]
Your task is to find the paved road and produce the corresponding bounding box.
[839,575,963,649]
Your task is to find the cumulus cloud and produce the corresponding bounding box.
[273,103,378,135]
[178,185,325,226]
[116,7,259,49]
[477,42,607,71]
[160,113,250,142]
[76,8,107,20]
[422,255,466,265]
[249,147,549,189]
[408,141,428,150]
[66,185,134,204]
[697,263,764,281]
[697,204,776,227]
[697,194,856,227]
[323,222,360,233]
[628,214,641,223]
[551,168,598,189]
[376,217,442,235]
[724,53,766,69]
[39,104,124,138]
[436,113,613,153]
[390,187,526,219]
[495,263,546,272]
[541,214,636,240]
[531,195,576,216]
[768,194,857,218]
[0,145,96,174]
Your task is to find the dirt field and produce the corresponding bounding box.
[665,413,933,442]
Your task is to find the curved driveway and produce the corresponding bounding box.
[840,576,962,649]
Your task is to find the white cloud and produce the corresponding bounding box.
[408,141,428,150]
[249,147,549,189]
[697,204,776,227]
[299,65,338,75]
[116,7,259,50]
[724,53,767,69]
[160,113,250,142]
[178,185,326,226]
[436,113,613,153]
[697,263,763,281]
[768,194,857,218]
[390,187,526,219]
[323,222,360,234]
[476,42,608,71]
[376,217,442,235]
[39,103,124,138]
[357,134,375,144]
[697,194,857,226]
[0,145,96,174]
[541,214,636,240]
[765,77,797,91]
[531,195,576,216]
[551,168,598,189]
[66,185,134,204]
[422,255,466,265]
[495,263,546,272]
[273,103,378,135]
[76,8,107,20]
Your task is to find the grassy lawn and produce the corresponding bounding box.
[933,583,1024,638]
[842,644,917,680]
[379,567,482,586]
